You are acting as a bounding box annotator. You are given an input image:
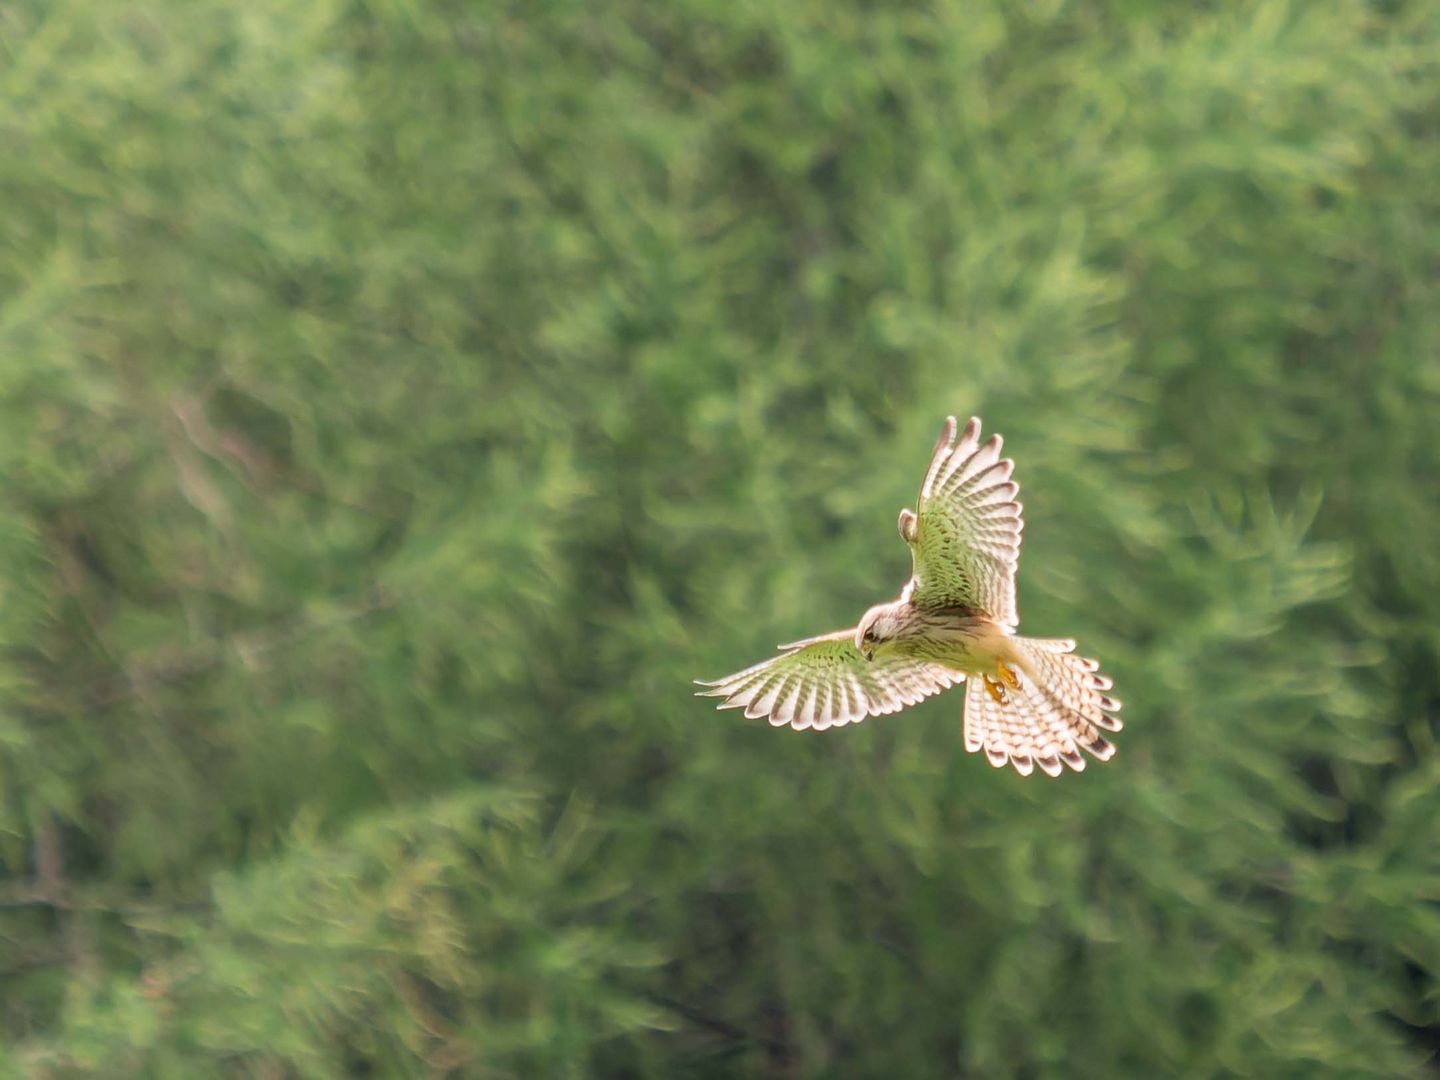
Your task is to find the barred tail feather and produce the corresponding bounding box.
[963,636,1122,778]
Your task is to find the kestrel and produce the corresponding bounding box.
[695,417,1122,777]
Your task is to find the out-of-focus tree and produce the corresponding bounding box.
[0,0,1435,1074]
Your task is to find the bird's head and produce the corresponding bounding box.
[855,602,902,661]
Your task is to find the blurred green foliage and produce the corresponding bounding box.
[2,0,1438,1074]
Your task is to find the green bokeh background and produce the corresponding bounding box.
[2,1,1438,1075]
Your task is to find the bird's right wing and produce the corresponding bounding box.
[695,629,963,731]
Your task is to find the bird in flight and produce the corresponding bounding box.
[695,416,1122,777]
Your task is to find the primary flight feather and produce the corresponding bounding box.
[695,416,1123,777]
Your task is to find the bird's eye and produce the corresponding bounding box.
[863,629,874,642]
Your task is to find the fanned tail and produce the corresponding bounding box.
[963,636,1123,778]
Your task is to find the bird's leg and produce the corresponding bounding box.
[982,673,1008,705]
[997,660,1021,690]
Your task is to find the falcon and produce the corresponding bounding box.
[695,416,1123,777]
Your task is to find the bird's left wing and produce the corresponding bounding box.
[695,629,963,731]
[900,416,1024,626]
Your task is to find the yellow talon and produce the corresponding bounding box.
[982,673,1009,706]
[997,660,1021,690]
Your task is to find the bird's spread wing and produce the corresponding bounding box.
[902,416,1023,626]
[694,629,963,731]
